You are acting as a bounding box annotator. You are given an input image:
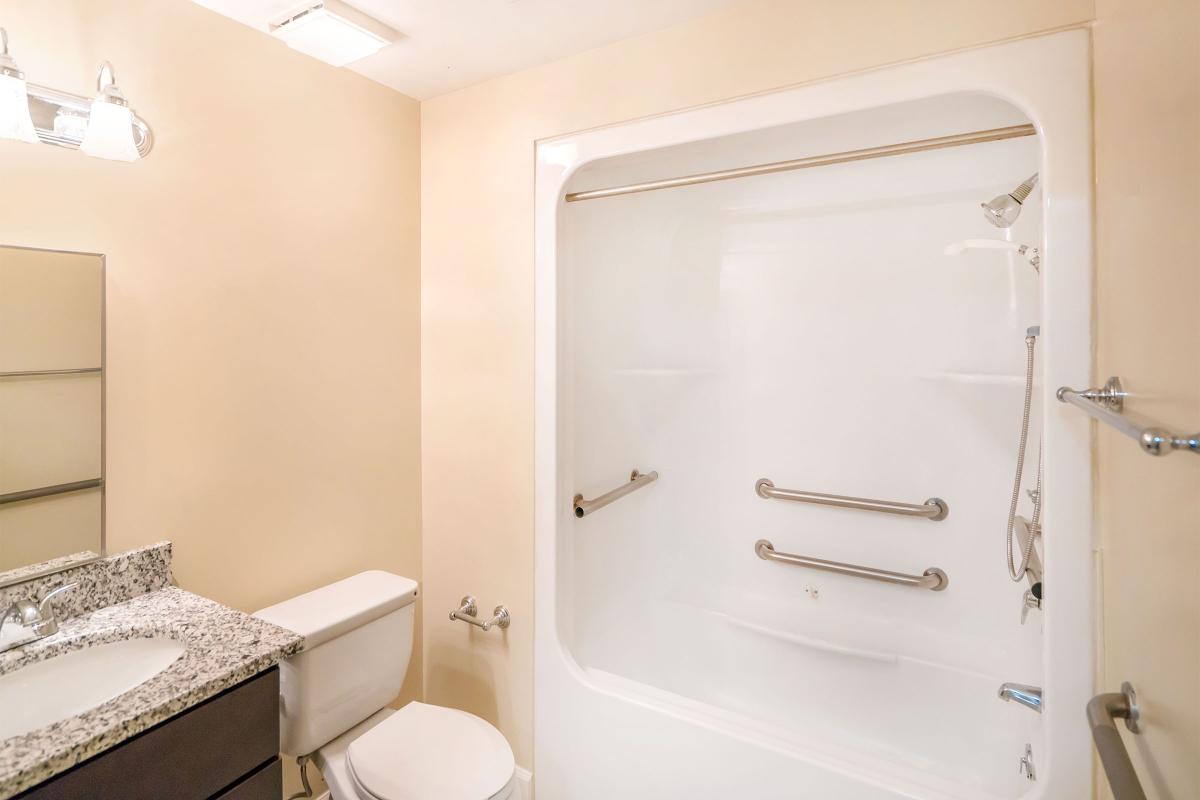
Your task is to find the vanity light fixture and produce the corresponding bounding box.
[80,62,140,162]
[0,28,38,143]
[270,1,398,67]
[0,28,153,160]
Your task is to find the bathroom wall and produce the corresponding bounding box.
[1093,1,1200,797]
[0,0,423,708]
[420,0,1095,771]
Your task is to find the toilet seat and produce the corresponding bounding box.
[345,702,515,800]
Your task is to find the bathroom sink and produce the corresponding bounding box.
[0,637,185,741]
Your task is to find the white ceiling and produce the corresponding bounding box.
[192,0,741,100]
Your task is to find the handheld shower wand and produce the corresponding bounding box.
[982,174,1039,228]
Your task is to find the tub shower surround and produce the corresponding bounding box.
[0,544,303,798]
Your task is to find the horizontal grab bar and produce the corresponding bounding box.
[1087,683,1146,800]
[755,539,948,591]
[1057,377,1198,457]
[755,479,948,521]
[0,478,103,506]
[449,596,510,631]
[574,469,658,518]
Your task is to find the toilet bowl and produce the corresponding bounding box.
[255,571,516,800]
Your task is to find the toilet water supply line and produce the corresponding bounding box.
[1007,329,1043,582]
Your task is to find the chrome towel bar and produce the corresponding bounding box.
[755,479,948,521]
[574,469,658,518]
[0,478,103,506]
[449,596,510,631]
[1088,683,1146,800]
[755,540,948,591]
[1058,377,1199,456]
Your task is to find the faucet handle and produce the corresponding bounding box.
[37,583,77,620]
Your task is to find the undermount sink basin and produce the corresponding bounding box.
[0,637,185,741]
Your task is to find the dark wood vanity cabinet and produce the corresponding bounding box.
[17,668,282,800]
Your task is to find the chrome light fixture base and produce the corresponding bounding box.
[0,29,152,158]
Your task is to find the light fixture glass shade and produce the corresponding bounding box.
[0,72,38,143]
[80,98,139,162]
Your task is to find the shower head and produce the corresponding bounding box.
[982,173,1039,228]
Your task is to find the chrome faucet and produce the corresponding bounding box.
[998,682,1043,713]
[0,583,76,653]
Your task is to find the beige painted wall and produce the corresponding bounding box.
[420,0,1096,771]
[0,0,423,712]
[1093,1,1200,797]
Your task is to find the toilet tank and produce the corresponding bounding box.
[254,570,419,756]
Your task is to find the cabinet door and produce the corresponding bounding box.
[19,668,280,800]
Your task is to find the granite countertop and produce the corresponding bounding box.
[0,586,303,798]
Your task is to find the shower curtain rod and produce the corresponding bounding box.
[564,123,1036,202]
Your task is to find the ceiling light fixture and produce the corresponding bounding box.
[0,28,38,143]
[270,0,398,67]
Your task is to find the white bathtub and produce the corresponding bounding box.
[535,31,1094,800]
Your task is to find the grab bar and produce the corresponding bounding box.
[574,469,658,518]
[755,479,948,521]
[1087,682,1146,800]
[0,478,103,506]
[755,539,948,591]
[1058,377,1198,457]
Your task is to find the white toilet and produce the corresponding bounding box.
[254,571,517,800]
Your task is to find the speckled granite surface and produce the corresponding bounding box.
[0,542,173,622]
[0,559,302,798]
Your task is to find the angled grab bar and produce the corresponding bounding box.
[574,469,658,518]
[755,540,948,591]
[1087,683,1146,800]
[1058,377,1199,457]
[755,479,948,521]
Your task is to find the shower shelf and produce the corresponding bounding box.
[915,371,1024,386]
[707,609,898,664]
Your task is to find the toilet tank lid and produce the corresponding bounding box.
[254,571,418,650]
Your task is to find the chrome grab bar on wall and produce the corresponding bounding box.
[1088,683,1146,800]
[1058,377,1199,457]
[573,469,658,518]
[754,539,948,591]
[755,479,948,521]
[0,479,103,506]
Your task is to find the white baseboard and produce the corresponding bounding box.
[514,765,534,799]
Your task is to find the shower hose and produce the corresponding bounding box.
[1007,333,1043,582]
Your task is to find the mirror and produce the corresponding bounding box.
[0,245,104,586]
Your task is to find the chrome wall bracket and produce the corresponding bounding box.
[449,596,511,631]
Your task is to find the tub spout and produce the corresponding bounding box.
[998,683,1043,713]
